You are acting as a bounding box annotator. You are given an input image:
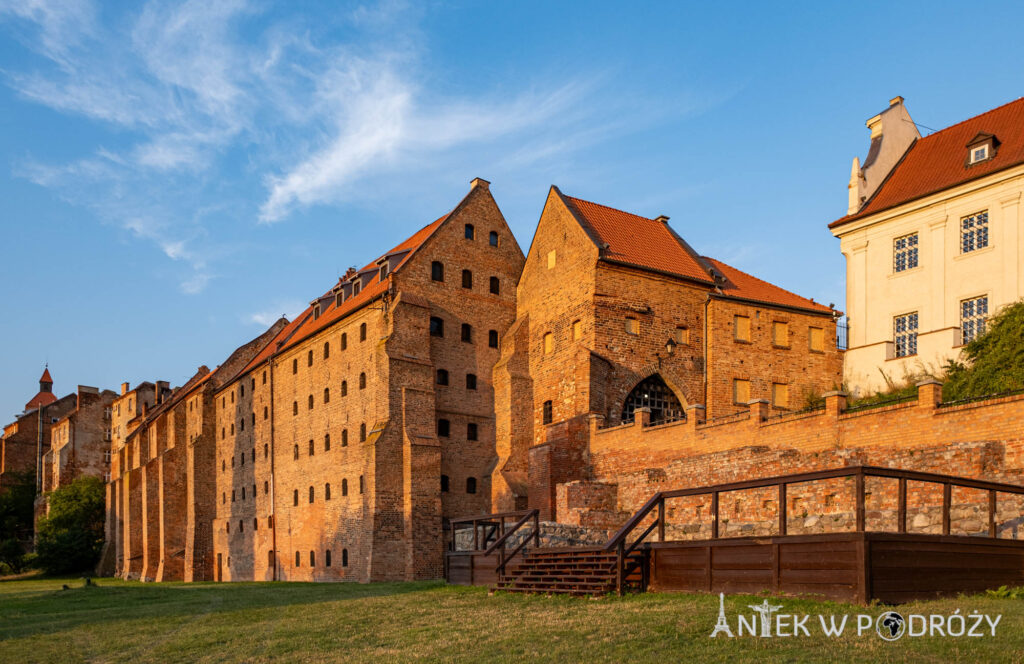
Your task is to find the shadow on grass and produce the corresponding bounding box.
[0,577,445,641]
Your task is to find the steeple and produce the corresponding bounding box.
[39,365,53,394]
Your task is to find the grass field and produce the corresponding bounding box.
[1,576,1022,663]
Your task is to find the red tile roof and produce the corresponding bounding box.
[276,214,448,355]
[832,97,1024,228]
[562,194,715,284]
[40,367,53,383]
[559,189,831,314]
[25,391,57,411]
[703,257,833,314]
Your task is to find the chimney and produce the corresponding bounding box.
[654,215,670,223]
[344,266,358,280]
[156,381,170,403]
[121,382,130,395]
[470,177,490,191]
[848,96,919,215]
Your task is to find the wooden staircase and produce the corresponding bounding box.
[491,547,646,596]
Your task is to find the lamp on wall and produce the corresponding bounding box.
[665,338,677,355]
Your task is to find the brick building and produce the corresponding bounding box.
[492,187,843,518]
[211,178,525,582]
[40,385,117,493]
[0,368,77,494]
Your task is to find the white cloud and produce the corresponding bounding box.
[247,300,305,327]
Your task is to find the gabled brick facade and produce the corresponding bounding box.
[492,187,843,519]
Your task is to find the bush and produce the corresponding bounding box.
[0,471,36,573]
[944,301,1024,401]
[35,476,105,575]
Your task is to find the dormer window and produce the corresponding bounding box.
[313,304,321,320]
[379,264,389,280]
[966,132,998,166]
[335,291,344,307]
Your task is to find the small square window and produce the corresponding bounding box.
[673,326,688,345]
[809,327,825,352]
[970,145,989,163]
[466,373,477,390]
[430,317,444,337]
[625,318,639,335]
[437,419,450,437]
[436,369,449,386]
[771,383,789,409]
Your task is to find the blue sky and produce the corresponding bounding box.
[1,1,1022,418]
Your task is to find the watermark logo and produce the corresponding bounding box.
[708,593,1001,640]
[876,611,905,641]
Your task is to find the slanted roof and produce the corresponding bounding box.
[40,367,53,383]
[556,188,832,315]
[25,391,57,411]
[276,214,448,355]
[560,193,715,284]
[704,257,833,314]
[832,97,1024,228]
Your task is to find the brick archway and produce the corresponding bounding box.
[620,373,686,425]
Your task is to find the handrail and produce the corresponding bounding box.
[484,509,538,555]
[449,509,537,526]
[601,464,1024,595]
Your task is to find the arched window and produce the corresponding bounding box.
[292,359,298,374]
[360,423,366,441]
[323,341,330,359]
[264,480,269,494]
[431,261,444,282]
[308,486,314,503]
[465,223,475,240]
[466,477,477,494]
[341,332,347,350]
[293,401,298,415]
[489,231,498,247]
[324,387,330,403]
[342,549,349,567]
[342,429,348,446]
[359,372,366,389]
[621,374,685,425]
[309,439,315,456]
[325,483,331,500]
[293,489,299,506]
[342,478,348,496]
[307,349,313,367]
[326,550,332,567]
[341,380,348,396]
[269,550,275,567]
[264,443,269,458]
[308,394,314,409]
[324,433,331,451]
[293,444,299,460]
[360,323,367,341]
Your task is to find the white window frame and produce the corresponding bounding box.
[969,144,989,164]
[960,295,989,344]
[893,311,918,358]
[893,233,919,273]
[960,210,989,254]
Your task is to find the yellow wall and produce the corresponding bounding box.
[835,165,1024,396]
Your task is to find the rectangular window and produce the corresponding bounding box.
[543,332,553,354]
[961,211,989,253]
[625,318,639,335]
[542,400,553,425]
[893,233,919,272]
[809,327,825,352]
[547,250,556,269]
[960,296,988,344]
[674,327,689,345]
[771,383,789,409]
[734,315,751,342]
[572,320,582,341]
[771,321,789,347]
[733,379,751,405]
[894,312,918,357]
[430,317,444,337]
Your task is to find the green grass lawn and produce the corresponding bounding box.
[0,576,1022,663]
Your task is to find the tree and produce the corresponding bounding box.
[35,476,105,575]
[944,300,1024,401]
[0,471,36,573]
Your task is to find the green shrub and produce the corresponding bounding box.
[0,471,35,573]
[35,476,105,575]
[944,301,1024,401]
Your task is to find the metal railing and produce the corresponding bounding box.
[836,321,849,350]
